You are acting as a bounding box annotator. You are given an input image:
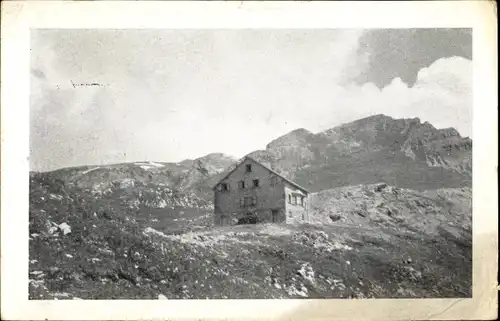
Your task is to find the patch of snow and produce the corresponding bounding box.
[65,254,73,258]
[148,161,165,168]
[30,259,38,264]
[158,294,168,300]
[135,161,165,170]
[81,167,101,175]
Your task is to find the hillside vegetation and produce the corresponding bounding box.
[29,176,471,299]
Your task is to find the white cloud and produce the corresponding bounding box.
[281,56,471,139]
[30,30,472,171]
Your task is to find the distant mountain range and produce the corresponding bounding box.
[29,114,472,299]
[33,114,472,199]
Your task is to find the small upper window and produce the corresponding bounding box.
[300,196,304,206]
[219,183,229,192]
[270,176,279,186]
[238,180,245,189]
[253,179,260,188]
[246,164,252,172]
[288,194,292,203]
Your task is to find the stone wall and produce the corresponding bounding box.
[214,158,288,226]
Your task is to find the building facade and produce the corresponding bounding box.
[213,157,309,226]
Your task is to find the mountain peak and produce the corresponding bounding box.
[266,128,314,149]
[196,153,237,161]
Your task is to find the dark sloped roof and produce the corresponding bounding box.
[212,156,309,193]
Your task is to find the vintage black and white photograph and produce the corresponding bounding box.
[27,27,476,301]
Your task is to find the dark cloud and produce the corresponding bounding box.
[354,29,472,88]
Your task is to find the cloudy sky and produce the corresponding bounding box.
[31,29,472,172]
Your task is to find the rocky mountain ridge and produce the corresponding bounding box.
[249,114,471,192]
[33,114,472,198]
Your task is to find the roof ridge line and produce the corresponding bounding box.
[212,156,309,193]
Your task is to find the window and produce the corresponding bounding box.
[288,194,291,203]
[238,180,245,189]
[293,195,297,205]
[300,196,304,206]
[219,183,229,192]
[301,213,305,221]
[253,179,260,188]
[246,164,252,172]
[288,211,292,218]
[241,196,257,207]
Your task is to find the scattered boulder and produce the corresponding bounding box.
[329,214,343,222]
[58,222,71,235]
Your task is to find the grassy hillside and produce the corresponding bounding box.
[29,174,471,299]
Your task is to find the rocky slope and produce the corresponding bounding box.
[29,178,471,299]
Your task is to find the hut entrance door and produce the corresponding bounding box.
[271,209,279,223]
